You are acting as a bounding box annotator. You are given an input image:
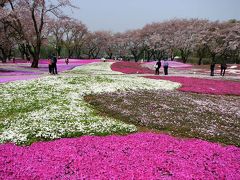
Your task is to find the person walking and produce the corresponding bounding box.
[163,59,169,75]
[210,62,215,76]
[155,60,161,75]
[51,54,58,75]
[220,63,227,76]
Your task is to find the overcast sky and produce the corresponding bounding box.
[64,0,240,32]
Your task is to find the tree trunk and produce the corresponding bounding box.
[180,50,187,63]
[19,44,25,59]
[67,49,72,58]
[0,48,7,63]
[94,49,100,59]
[76,49,81,59]
[211,54,216,64]
[109,53,113,59]
[147,50,153,62]
[87,53,91,59]
[31,57,39,68]
[198,57,202,65]
[57,46,61,57]
[236,58,240,64]
[29,46,40,68]
[182,57,187,63]
[130,50,138,62]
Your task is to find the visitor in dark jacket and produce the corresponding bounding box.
[155,60,161,75]
[220,63,227,76]
[51,54,58,75]
[210,62,215,76]
[163,60,169,75]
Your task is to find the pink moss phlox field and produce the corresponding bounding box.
[0,70,42,76]
[0,59,101,83]
[38,59,101,65]
[145,60,193,68]
[111,61,154,74]
[144,76,240,96]
[0,76,41,83]
[2,59,101,65]
[24,59,101,72]
[0,133,239,179]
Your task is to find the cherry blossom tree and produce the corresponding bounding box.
[101,31,115,59]
[204,21,230,63]
[83,31,108,59]
[222,21,240,63]
[72,21,88,58]
[0,21,14,62]
[54,18,88,58]
[122,30,146,62]
[0,0,73,67]
[189,20,210,65]
[47,18,67,57]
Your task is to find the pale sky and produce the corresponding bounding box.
[64,0,240,32]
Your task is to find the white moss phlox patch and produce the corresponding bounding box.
[0,62,180,144]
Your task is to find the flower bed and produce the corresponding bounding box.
[37,59,101,65]
[0,62,179,144]
[0,59,101,83]
[0,76,41,83]
[0,133,239,179]
[85,90,240,146]
[0,70,42,76]
[144,60,193,68]
[144,76,240,95]
[111,61,154,74]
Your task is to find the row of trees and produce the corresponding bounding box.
[1,1,240,68]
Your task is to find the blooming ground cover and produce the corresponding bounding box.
[144,60,193,68]
[0,59,101,83]
[1,133,240,179]
[144,76,240,95]
[1,61,240,178]
[111,61,154,74]
[85,90,240,146]
[111,61,240,95]
[0,62,179,144]
[143,61,240,77]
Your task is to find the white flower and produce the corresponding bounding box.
[0,62,179,144]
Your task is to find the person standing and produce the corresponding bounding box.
[51,54,58,75]
[65,58,69,65]
[220,63,227,76]
[155,60,161,75]
[48,58,52,74]
[210,62,215,76]
[163,59,169,75]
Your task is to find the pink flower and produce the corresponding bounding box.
[0,133,239,179]
[111,62,154,74]
[144,76,240,96]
